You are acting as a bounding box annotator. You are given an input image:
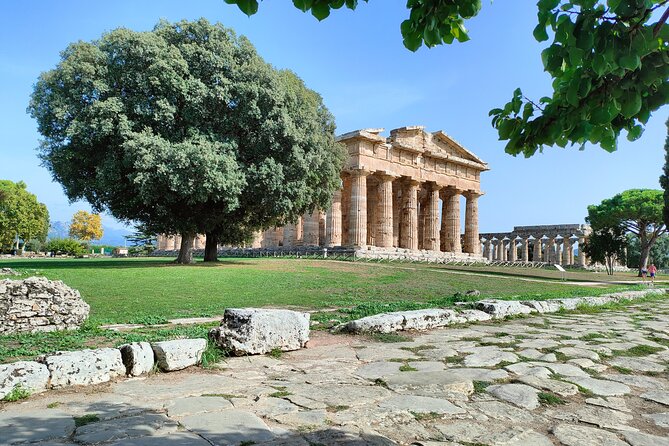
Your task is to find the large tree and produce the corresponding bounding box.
[29,19,345,264]
[587,189,666,275]
[69,210,104,243]
[661,118,669,226]
[225,0,668,156]
[583,225,627,275]
[0,180,50,253]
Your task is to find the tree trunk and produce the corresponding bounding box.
[204,232,219,262]
[606,256,614,275]
[639,244,651,277]
[175,233,195,264]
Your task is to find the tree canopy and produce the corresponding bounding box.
[661,118,669,226]
[29,19,345,263]
[0,180,50,252]
[586,188,666,274]
[69,210,103,242]
[225,0,669,157]
[583,226,627,274]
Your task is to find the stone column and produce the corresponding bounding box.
[509,239,517,262]
[303,210,320,247]
[522,238,529,262]
[494,240,501,261]
[440,187,461,253]
[555,240,563,265]
[400,179,419,250]
[563,239,571,265]
[366,181,377,247]
[485,240,493,261]
[283,223,297,248]
[417,193,426,250]
[578,237,587,267]
[546,238,555,264]
[325,190,342,247]
[532,239,541,262]
[464,191,481,255]
[569,242,575,265]
[251,231,263,248]
[341,175,351,246]
[501,240,508,261]
[423,183,441,251]
[392,182,401,247]
[375,175,395,248]
[174,235,182,249]
[348,169,369,248]
[295,216,304,246]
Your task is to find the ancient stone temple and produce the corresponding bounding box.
[157,126,489,261]
[480,224,592,266]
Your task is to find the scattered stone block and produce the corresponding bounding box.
[152,339,207,371]
[0,409,75,444]
[379,395,465,415]
[0,277,89,334]
[552,423,628,446]
[339,309,465,334]
[0,361,50,399]
[458,309,492,322]
[475,299,534,318]
[566,377,631,396]
[640,390,669,406]
[623,431,669,446]
[209,309,309,355]
[119,342,155,376]
[42,348,125,388]
[486,383,540,410]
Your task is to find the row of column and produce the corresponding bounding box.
[482,236,587,266]
[157,234,206,251]
[263,170,482,254]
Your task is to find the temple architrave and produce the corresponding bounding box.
[157,126,490,260]
[480,224,592,266]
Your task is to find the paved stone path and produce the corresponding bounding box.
[2,301,669,445]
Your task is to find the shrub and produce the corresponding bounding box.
[45,238,86,256]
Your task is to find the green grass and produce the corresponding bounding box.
[473,381,491,393]
[2,258,638,325]
[369,333,412,343]
[399,363,418,372]
[73,414,100,427]
[2,384,31,402]
[612,345,665,357]
[538,392,566,405]
[0,257,648,363]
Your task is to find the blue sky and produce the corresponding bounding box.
[0,0,666,233]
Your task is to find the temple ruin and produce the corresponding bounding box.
[480,224,592,266]
[157,126,489,261]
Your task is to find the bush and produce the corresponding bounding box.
[45,238,86,256]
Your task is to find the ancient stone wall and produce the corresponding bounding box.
[0,277,90,334]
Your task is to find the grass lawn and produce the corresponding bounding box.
[0,257,647,363]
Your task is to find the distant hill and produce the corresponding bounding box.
[48,221,132,247]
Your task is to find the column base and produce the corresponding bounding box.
[354,246,486,262]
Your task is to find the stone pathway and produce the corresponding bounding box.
[2,301,669,445]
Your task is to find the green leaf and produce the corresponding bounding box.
[232,0,259,15]
[619,54,641,71]
[626,124,644,141]
[311,2,331,20]
[538,0,560,11]
[592,54,608,76]
[533,24,549,42]
[620,91,642,118]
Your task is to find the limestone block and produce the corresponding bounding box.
[42,348,125,388]
[209,309,309,355]
[119,342,155,376]
[458,309,492,322]
[475,299,535,318]
[152,338,207,371]
[340,309,465,334]
[521,300,565,313]
[0,361,50,399]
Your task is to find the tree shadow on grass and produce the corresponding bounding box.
[1,258,253,271]
[0,399,397,445]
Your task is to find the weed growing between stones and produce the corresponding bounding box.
[73,414,100,427]
[612,345,664,357]
[46,401,61,409]
[373,378,389,388]
[612,366,633,375]
[400,345,436,354]
[2,384,31,402]
[370,333,412,343]
[479,342,516,348]
[201,393,244,401]
[648,336,669,347]
[269,390,292,398]
[580,332,606,341]
[443,355,465,365]
[326,405,350,413]
[201,340,225,368]
[473,381,491,393]
[268,348,283,359]
[410,411,442,421]
[538,392,566,405]
[239,441,256,446]
[399,363,418,372]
